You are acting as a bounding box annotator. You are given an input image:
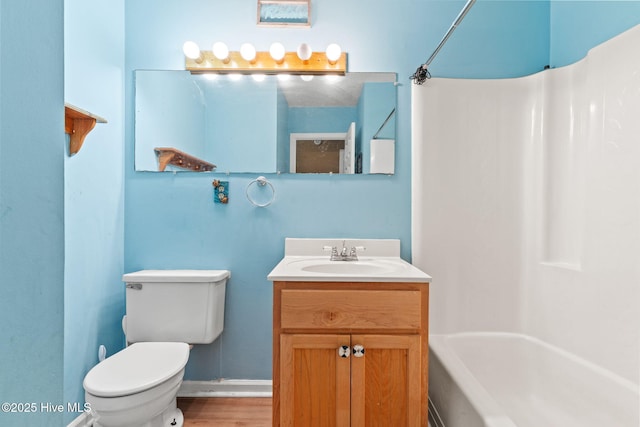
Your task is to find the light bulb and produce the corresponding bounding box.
[252,74,266,82]
[300,75,314,82]
[240,43,256,62]
[183,41,202,62]
[297,43,312,61]
[269,42,285,63]
[212,42,230,62]
[326,43,342,64]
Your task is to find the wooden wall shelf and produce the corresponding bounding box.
[154,147,216,172]
[65,103,107,156]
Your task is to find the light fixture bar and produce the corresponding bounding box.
[186,51,347,75]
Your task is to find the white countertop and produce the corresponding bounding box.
[267,238,431,283]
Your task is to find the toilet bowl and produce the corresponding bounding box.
[84,342,189,427]
[83,269,229,427]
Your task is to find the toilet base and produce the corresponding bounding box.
[92,401,183,427]
[164,407,184,427]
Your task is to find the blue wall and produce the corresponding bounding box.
[358,82,397,174]
[277,88,290,172]
[63,0,125,425]
[123,0,550,381]
[0,1,65,426]
[424,0,551,78]
[205,78,279,173]
[135,71,207,171]
[288,107,357,134]
[550,1,640,67]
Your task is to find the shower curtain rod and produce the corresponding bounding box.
[373,108,396,140]
[411,0,477,84]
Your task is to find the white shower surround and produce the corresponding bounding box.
[412,23,639,424]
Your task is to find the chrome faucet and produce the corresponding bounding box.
[340,244,349,258]
[324,241,364,261]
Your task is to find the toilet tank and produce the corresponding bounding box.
[122,270,229,344]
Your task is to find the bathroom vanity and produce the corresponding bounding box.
[268,239,431,427]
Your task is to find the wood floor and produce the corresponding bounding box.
[178,397,272,427]
[179,396,433,426]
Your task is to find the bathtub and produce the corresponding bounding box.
[428,333,639,427]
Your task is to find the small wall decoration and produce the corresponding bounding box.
[213,180,229,204]
[257,0,311,27]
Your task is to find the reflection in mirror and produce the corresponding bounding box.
[134,71,397,174]
[294,139,345,173]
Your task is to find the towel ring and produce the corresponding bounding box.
[246,176,275,207]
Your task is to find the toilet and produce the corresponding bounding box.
[83,269,229,427]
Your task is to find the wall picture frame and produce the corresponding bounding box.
[257,0,311,27]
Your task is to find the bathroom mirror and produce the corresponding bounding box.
[134,70,397,174]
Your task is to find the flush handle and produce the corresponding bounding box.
[126,283,142,290]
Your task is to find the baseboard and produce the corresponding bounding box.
[65,380,271,426]
[178,379,273,397]
[67,411,94,427]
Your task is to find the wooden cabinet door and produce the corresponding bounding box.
[280,334,351,427]
[350,335,422,427]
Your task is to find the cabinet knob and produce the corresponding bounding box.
[338,345,350,358]
[353,345,365,358]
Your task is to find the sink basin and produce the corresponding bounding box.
[267,238,432,283]
[301,261,394,275]
[269,256,429,282]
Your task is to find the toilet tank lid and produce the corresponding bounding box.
[122,269,230,283]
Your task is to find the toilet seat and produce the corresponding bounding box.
[84,342,189,397]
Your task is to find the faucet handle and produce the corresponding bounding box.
[325,245,340,260]
[350,246,366,255]
[345,246,363,261]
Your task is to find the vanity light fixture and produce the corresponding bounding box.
[183,41,346,75]
[182,41,203,63]
[325,43,342,64]
[212,42,230,63]
[296,43,312,61]
[324,74,342,83]
[269,42,286,63]
[240,43,257,62]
